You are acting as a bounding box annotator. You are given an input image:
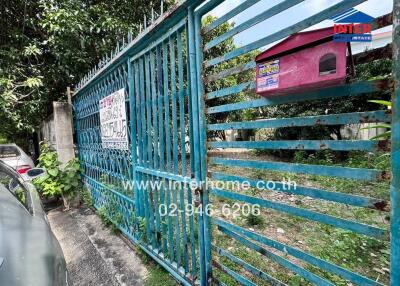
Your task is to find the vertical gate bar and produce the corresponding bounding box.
[391,2,400,285]
[177,29,190,273]
[178,31,187,177]
[170,36,179,175]
[157,44,168,256]
[150,49,161,250]
[185,24,198,277]
[146,52,156,241]
[134,60,144,219]
[145,53,157,249]
[188,6,206,286]
[127,60,138,226]
[163,41,172,173]
[163,40,175,262]
[169,35,182,268]
[139,57,152,243]
[145,54,153,171]
[194,12,212,285]
[151,50,159,170]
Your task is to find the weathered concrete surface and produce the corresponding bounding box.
[47,207,148,286]
[38,101,75,166]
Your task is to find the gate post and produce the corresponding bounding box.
[391,1,400,285]
[194,11,212,286]
[127,60,140,219]
[188,6,207,286]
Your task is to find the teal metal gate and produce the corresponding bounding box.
[73,0,399,285]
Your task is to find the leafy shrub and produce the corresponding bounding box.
[34,142,82,209]
[244,213,265,227]
[81,187,93,207]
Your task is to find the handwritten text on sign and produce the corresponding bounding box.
[99,89,128,150]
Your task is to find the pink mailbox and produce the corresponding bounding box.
[255,27,348,97]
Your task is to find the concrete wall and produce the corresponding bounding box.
[38,102,75,165]
[341,123,388,140]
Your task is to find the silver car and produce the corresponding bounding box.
[0,144,35,174]
[0,160,70,285]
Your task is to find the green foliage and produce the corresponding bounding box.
[203,15,259,140]
[244,213,265,228]
[309,227,389,285]
[15,188,26,205]
[361,99,392,140]
[0,133,7,144]
[0,0,173,141]
[34,142,82,198]
[135,249,177,286]
[258,58,392,152]
[293,150,390,171]
[97,191,125,234]
[81,187,94,207]
[293,150,335,165]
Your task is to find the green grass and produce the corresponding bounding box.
[135,249,178,286]
[209,150,391,285]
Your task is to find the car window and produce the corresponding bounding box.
[0,168,30,212]
[0,146,20,159]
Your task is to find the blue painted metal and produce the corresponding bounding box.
[210,172,388,210]
[213,246,287,286]
[207,79,390,114]
[204,0,306,50]
[72,0,398,285]
[214,219,385,286]
[213,261,260,286]
[391,2,400,285]
[218,227,335,286]
[73,3,206,283]
[205,0,368,68]
[210,188,386,238]
[210,157,383,181]
[208,140,386,151]
[202,0,261,33]
[208,110,391,130]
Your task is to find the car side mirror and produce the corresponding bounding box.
[25,168,46,180]
[9,178,19,192]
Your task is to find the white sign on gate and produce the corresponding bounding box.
[99,88,129,150]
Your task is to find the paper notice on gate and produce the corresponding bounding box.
[99,88,129,150]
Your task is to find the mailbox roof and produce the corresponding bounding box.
[256,27,335,62]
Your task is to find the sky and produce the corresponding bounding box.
[205,0,393,49]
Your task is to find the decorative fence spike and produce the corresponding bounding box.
[161,0,164,14]
[128,30,132,42]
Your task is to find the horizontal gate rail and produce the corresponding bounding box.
[207,79,391,114]
[204,0,306,51]
[204,0,367,68]
[207,110,391,130]
[214,219,384,286]
[210,157,384,181]
[208,140,388,151]
[211,188,386,238]
[210,172,388,210]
